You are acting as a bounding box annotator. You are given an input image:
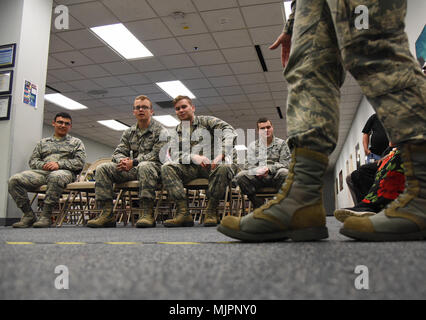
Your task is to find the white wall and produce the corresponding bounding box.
[333,0,425,210]
[42,124,114,164]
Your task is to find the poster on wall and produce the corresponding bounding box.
[23,80,38,108]
[0,43,16,69]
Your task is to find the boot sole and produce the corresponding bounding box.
[33,224,51,228]
[203,222,218,227]
[334,209,375,223]
[86,222,116,228]
[217,225,328,242]
[136,222,156,228]
[163,221,194,228]
[340,227,426,241]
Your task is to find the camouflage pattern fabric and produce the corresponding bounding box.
[8,134,85,209]
[284,0,426,155]
[162,115,238,201]
[95,161,161,200]
[112,119,166,164]
[161,162,236,201]
[95,119,166,201]
[236,136,291,196]
[169,115,237,164]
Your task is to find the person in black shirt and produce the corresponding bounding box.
[362,114,389,163]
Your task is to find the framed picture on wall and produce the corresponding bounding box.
[0,70,13,95]
[0,95,12,120]
[0,43,17,69]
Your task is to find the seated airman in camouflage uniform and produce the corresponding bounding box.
[87,95,166,228]
[161,95,238,227]
[236,118,291,209]
[9,112,86,228]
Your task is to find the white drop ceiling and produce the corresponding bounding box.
[46,0,363,170]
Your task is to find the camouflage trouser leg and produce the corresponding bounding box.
[208,164,237,200]
[8,169,74,209]
[284,0,426,154]
[95,162,161,201]
[161,163,207,201]
[236,168,288,196]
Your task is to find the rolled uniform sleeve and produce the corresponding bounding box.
[283,0,296,35]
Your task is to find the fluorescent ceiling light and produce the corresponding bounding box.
[153,115,180,127]
[45,93,88,110]
[156,80,196,99]
[283,1,292,20]
[97,120,129,131]
[90,23,153,60]
[235,145,248,151]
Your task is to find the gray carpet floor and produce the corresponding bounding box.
[0,217,425,300]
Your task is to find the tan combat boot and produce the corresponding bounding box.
[136,199,156,228]
[86,200,116,228]
[33,204,53,228]
[218,148,329,242]
[203,198,219,227]
[164,200,194,227]
[341,142,426,241]
[12,202,37,228]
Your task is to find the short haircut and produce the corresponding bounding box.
[173,95,193,106]
[256,117,272,128]
[54,112,72,123]
[135,95,152,107]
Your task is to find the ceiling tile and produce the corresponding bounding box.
[223,95,249,103]
[144,38,185,56]
[192,88,219,98]
[249,25,284,45]
[125,19,173,41]
[144,70,177,82]
[189,50,226,66]
[197,0,238,10]
[236,73,265,84]
[130,84,162,94]
[56,29,104,50]
[171,67,205,80]
[73,64,111,78]
[182,78,212,89]
[201,8,245,32]
[221,46,258,63]
[49,34,74,53]
[92,76,125,88]
[130,57,166,72]
[48,56,67,70]
[243,83,269,94]
[241,3,284,27]
[50,68,86,81]
[81,47,123,64]
[162,13,209,36]
[213,29,252,48]
[147,0,197,17]
[100,61,138,75]
[229,61,262,74]
[116,74,151,86]
[68,1,118,27]
[177,34,218,52]
[208,75,239,87]
[102,0,157,21]
[200,64,233,77]
[265,71,285,82]
[216,86,244,96]
[247,92,273,101]
[51,9,84,33]
[265,58,283,72]
[159,54,195,69]
[51,50,95,67]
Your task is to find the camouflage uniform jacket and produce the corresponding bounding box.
[246,136,291,175]
[284,0,296,35]
[29,134,86,174]
[112,119,166,164]
[171,115,237,164]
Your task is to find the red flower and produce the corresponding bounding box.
[377,171,405,200]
